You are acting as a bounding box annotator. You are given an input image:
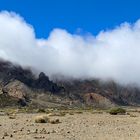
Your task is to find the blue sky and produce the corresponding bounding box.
[0,0,140,38]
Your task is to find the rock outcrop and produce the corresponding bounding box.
[83,93,115,108]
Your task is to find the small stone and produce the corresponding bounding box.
[13,130,17,133]
[52,130,56,133]
[4,132,8,137]
[35,129,38,133]
[27,130,31,135]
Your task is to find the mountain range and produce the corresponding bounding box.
[0,59,140,109]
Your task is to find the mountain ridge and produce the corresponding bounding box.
[0,59,140,108]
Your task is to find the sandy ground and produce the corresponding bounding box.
[0,111,140,140]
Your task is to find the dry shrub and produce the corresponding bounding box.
[35,115,50,123]
[35,115,61,124]
[49,118,60,124]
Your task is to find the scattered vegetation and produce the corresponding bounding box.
[5,108,18,116]
[34,114,60,124]
[47,112,66,117]
[37,108,46,113]
[108,107,126,115]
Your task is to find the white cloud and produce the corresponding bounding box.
[1,11,140,85]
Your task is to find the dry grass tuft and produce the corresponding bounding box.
[35,115,50,123]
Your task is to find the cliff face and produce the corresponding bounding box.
[0,59,140,108]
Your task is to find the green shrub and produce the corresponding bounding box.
[109,107,126,115]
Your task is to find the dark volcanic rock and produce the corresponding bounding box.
[0,59,64,93]
[34,72,64,93]
[1,59,140,108]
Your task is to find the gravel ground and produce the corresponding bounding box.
[0,111,140,140]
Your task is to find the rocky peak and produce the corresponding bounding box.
[35,72,64,93]
[38,72,49,80]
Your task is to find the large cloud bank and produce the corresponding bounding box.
[0,11,140,85]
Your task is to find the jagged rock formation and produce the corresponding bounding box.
[0,59,140,108]
[0,59,66,107]
[0,60,64,92]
